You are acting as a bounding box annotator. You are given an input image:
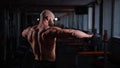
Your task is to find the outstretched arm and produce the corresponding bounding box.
[57,28,93,39]
[44,27,93,39]
[70,29,93,39]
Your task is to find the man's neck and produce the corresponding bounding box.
[38,21,50,29]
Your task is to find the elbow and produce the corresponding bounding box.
[72,30,81,38]
[22,31,24,36]
[22,30,26,38]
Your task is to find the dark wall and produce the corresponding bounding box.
[0,9,5,64]
[109,37,120,64]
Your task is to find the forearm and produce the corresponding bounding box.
[72,30,93,39]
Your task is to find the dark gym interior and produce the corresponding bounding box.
[0,0,120,68]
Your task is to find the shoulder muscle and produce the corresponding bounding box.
[22,27,31,38]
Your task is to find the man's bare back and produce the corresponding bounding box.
[22,24,58,62]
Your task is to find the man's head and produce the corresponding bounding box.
[40,10,55,27]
